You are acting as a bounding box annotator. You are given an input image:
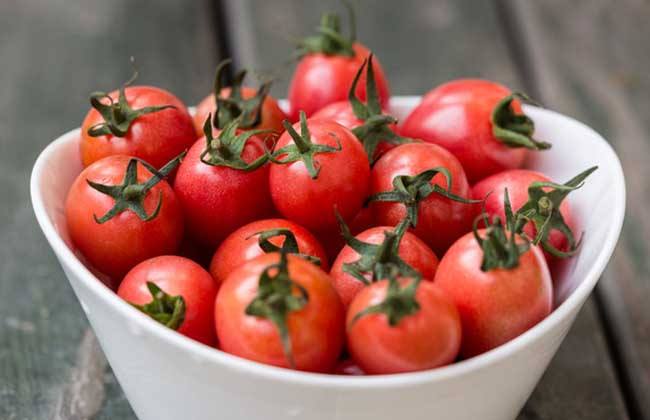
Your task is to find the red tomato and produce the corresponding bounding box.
[347,278,461,374]
[333,359,365,376]
[434,229,553,358]
[215,253,345,372]
[269,116,370,234]
[65,155,183,280]
[174,123,273,248]
[194,87,286,138]
[369,142,475,255]
[330,225,438,308]
[472,169,573,263]
[118,256,218,345]
[348,206,375,236]
[289,43,389,120]
[400,79,549,182]
[312,101,399,160]
[209,218,329,285]
[81,86,196,169]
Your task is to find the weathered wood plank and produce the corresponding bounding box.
[223,1,630,419]
[508,1,650,418]
[0,0,219,418]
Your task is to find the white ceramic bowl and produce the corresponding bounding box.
[31,97,625,420]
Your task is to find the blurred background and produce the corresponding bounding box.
[1,0,648,419]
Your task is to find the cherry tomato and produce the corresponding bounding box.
[81,85,196,169]
[210,218,329,286]
[330,224,438,308]
[434,229,553,358]
[195,87,285,137]
[65,155,183,280]
[311,55,406,162]
[288,9,389,120]
[269,114,370,234]
[369,142,475,255]
[333,359,365,376]
[215,253,345,372]
[400,79,550,182]
[118,256,218,345]
[347,278,461,374]
[174,120,273,248]
[472,170,571,263]
[472,167,596,265]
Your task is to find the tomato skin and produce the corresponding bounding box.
[215,253,345,372]
[400,79,526,182]
[330,226,439,308]
[347,278,461,374]
[333,359,365,376]
[65,155,183,280]
[288,43,390,120]
[471,169,575,265]
[81,86,196,169]
[434,230,553,358]
[312,100,399,160]
[118,256,218,345]
[193,87,286,138]
[173,134,273,248]
[209,218,329,285]
[269,119,370,234]
[370,142,475,255]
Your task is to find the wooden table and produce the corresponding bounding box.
[1,1,647,419]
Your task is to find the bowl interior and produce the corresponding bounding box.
[31,96,625,381]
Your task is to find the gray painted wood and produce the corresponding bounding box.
[0,1,218,419]
[223,1,630,419]
[510,1,650,418]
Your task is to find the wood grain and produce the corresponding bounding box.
[508,1,650,418]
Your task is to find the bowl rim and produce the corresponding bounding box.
[30,96,626,389]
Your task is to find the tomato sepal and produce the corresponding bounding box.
[351,277,421,327]
[87,63,176,138]
[131,281,186,330]
[368,167,480,227]
[251,228,322,266]
[199,114,270,171]
[86,152,184,223]
[515,166,597,258]
[211,59,272,130]
[491,93,552,150]
[269,111,342,179]
[337,214,421,285]
[244,251,309,368]
[348,55,414,162]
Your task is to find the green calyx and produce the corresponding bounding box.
[491,93,551,150]
[367,167,480,227]
[199,113,269,171]
[252,228,321,266]
[352,277,421,327]
[475,189,530,271]
[87,67,175,138]
[295,2,356,57]
[212,59,272,130]
[132,282,185,330]
[269,111,342,179]
[514,166,597,258]
[87,152,184,224]
[337,214,421,285]
[245,250,309,368]
[349,55,413,163]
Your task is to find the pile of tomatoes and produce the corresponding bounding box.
[65,9,596,375]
